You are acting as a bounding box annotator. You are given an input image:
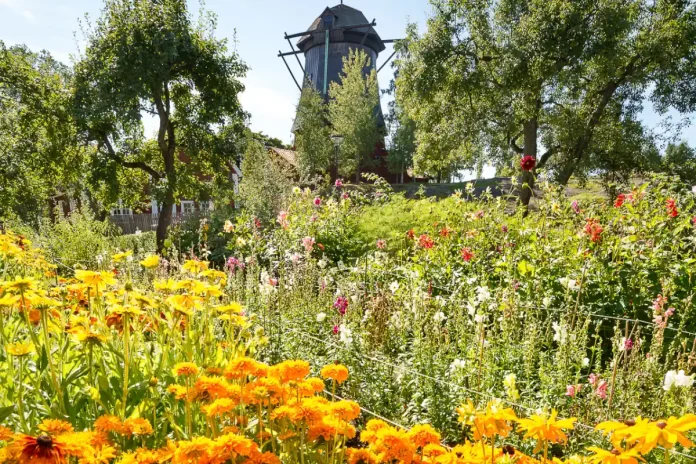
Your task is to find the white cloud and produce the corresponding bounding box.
[239,75,297,145]
[0,0,36,23]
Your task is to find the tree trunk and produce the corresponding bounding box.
[519,118,538,209]
[156,188,174,253]
[355,154,361,183]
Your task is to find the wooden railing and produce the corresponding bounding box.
[109,212,210,235]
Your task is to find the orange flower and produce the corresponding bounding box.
[320,363,349,384]
[347,448,379,464]
[122,418,153,437]
[38,420,74,436]
[406,424,441,449]
[225,357,266,380]
[93,415,123,435]
[167,385,188,401]
[516,410,576,452]
[211,433,257,460]
[194,376,231,400]
[248,451,281,464]
[14,434,67,464]
[203,398,238,418]
[271,360,310,383]
[330,400,361,422]
[172,362,199,377]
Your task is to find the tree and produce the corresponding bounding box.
[329,49,381,182]
[293,86,333,180]
[387,110,416,184]
[73,0,247,251]
[662,141,696,187]
[397,0,696,207]
[238,141,293,223]
[0,42,86,222]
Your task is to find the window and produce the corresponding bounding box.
[181,201,195,215]
[111,200,133,216]
[199,200,214,213]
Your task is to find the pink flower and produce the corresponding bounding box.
[335,179,343,188]
[653,314,663,325]
[313,197,322,207]
[302,236,315,252]
[501,225,509,234]
[269,277,278,287]
[332,325,339,335]
[565,384,582,397]
[588,373,598,386]
[334,296,349,316]
[624,338,634,351]
[341,192,349,200]
[376,239,386,250]
[652,294,667,312]
[253,217,262,229]
[665,307,675,318]
[277,211,289,229]
[692,216,696,226]
[571,200,580,215]
[310,214,318,222]
[596,380,608,399]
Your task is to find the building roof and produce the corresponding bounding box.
[267,146,298,169]
[297,3,385,53]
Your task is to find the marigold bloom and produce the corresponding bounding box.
[271,360,310,383]
[203,398,238,417]
[584,219,604,243]
[93,415,123,435]
[172,437,214,464]
[330,400,361,421]
[248,451,281,464]
[212,433,257,460]
[38,420,74,436]
[225,357,267,379]
[320,363,349,384]
[406,424,441,449]
[122,418,153,437]
[167,385,188,401]
[194,375,232,400]
[173,362,199,377]
[586,445,642,464]
[14,434,67,464]
[76,445,116,464]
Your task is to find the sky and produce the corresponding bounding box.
[1,0,694,152]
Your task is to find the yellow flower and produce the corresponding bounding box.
[456,400,478,426]
[71,326,107,346]
[112,250,133,263]
[77,445,116,464]
[131,292,157,309]
[173,362,200,377]
[38,419,74,436]
[74,271,117,289]
[167,294,203,316]
[109,304,143,317]
[154,279,177,293]
[182,259,209,274]
[6,342,35,357]
[0,294,20,308]
[586,445,643,464]
[516,410,576,452]
[122,418,154,436]
[216,302,242,313]
[628,415,696,453]
[2,276,38,294]
[140,255,160,269]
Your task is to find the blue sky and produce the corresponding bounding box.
[1,0,693,150]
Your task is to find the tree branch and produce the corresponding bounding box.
[102,137,163,180]
[509,131,524,154]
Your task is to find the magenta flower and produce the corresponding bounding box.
[571,200,580,215]
[335,179,343,188]
[376,239,386,250]
[332,325,339,335]
[341,192,349,200]
[501,225,508,234]
[333,296,349,316]
[313,197,322,206]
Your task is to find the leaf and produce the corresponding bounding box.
[518,260,535,276]
[0,406,14,423]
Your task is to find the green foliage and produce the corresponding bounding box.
[0,42,87,222]
[329,49,381,182]
[662,141,696,187]
[294,86,333,180]
[238,141,293,224]
[386,111,416,183]
[397,0,696,186]
[74,0,248,249]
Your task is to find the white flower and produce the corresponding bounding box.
[339,324,353,344]
[476,286,491,303]
[126,254,133,263]
[318,259,327,269]
[503,373,517,390]
[434,311,447,323]
[316,312,327,322]
[135,229,142,236]
[692,185,696,195]
[582,357,590,367]
[292,186,302,195]
[467,302,476,316]
[474,314,485,323]
[559,277,580,291]
[450,359,466,372]
[389,281,400,294]
[552,321,567,344]
[664,370,695,391]
[96,254,104,265]
[223,220,234,233]
[542,296,552,307]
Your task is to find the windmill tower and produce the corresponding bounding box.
[280,3,399,133]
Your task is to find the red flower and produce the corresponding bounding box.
[15,435,66,464]
[520,155,536,171]
[584,218,604,243]
[418,234,434,249]
[614,193,626,208]
[406,229,415,240]
[439,227,452,238]
[666,198,678,218]
[692,216,696,226]
[376,239,386,249]
[460,247,474,262]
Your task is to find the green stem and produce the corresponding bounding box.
[122,313,130,419]
[41,307,64,412]
[17,357,29,433]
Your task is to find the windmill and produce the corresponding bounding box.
[278,2,401,134]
